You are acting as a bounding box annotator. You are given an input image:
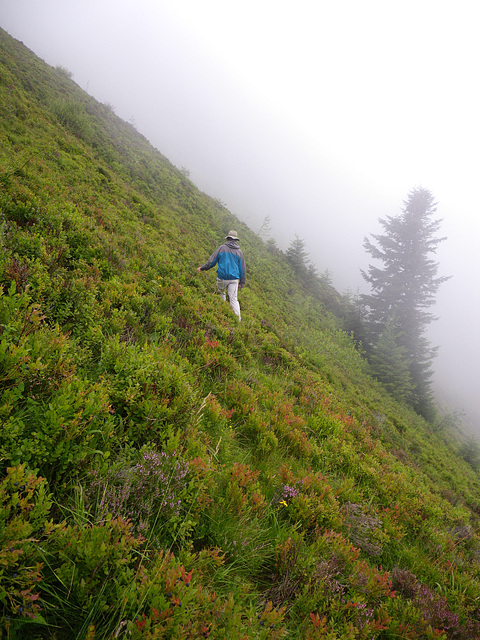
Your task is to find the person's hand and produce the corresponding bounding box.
[196,266,202,273]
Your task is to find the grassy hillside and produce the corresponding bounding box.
[1,27,480,640]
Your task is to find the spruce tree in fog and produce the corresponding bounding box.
[369,316,413,403]
[361,187,450,418]
[286,235,310,275]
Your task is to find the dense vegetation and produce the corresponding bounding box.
[1,27,480,640]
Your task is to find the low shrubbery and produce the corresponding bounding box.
[2,27,480,638]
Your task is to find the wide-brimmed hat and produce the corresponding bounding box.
[225,229,239,240]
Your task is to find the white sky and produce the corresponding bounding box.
[1,0,479,424]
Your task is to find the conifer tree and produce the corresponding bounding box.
[369,317,413,402]
[258,214,272,239]
[342,290,370,350]
[460,435,480,471]
[286,235,309,275]
[361,187,450,417]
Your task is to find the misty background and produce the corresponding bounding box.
[1,0,479,427]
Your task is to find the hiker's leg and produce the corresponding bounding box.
[226,280,241,321]
[216,278,227,301]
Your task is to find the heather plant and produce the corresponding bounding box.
[263,535,307,611]
[414,585,460,636]
[86,448,191,541]
[341,502,386,557]
[391,566,420,599]
[276,483,300,506]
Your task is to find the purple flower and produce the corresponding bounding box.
[281,484,299,502]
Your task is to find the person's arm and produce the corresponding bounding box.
[197,246,221,272]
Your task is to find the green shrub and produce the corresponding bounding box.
[0,284,114,483]
[0,465,54,628]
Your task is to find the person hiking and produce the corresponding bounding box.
[196,230,246,321]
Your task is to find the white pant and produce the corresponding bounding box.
[216,278,241,321]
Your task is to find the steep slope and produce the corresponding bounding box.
[1,28,480,640]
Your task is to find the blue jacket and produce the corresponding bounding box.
[200,239,246,286]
